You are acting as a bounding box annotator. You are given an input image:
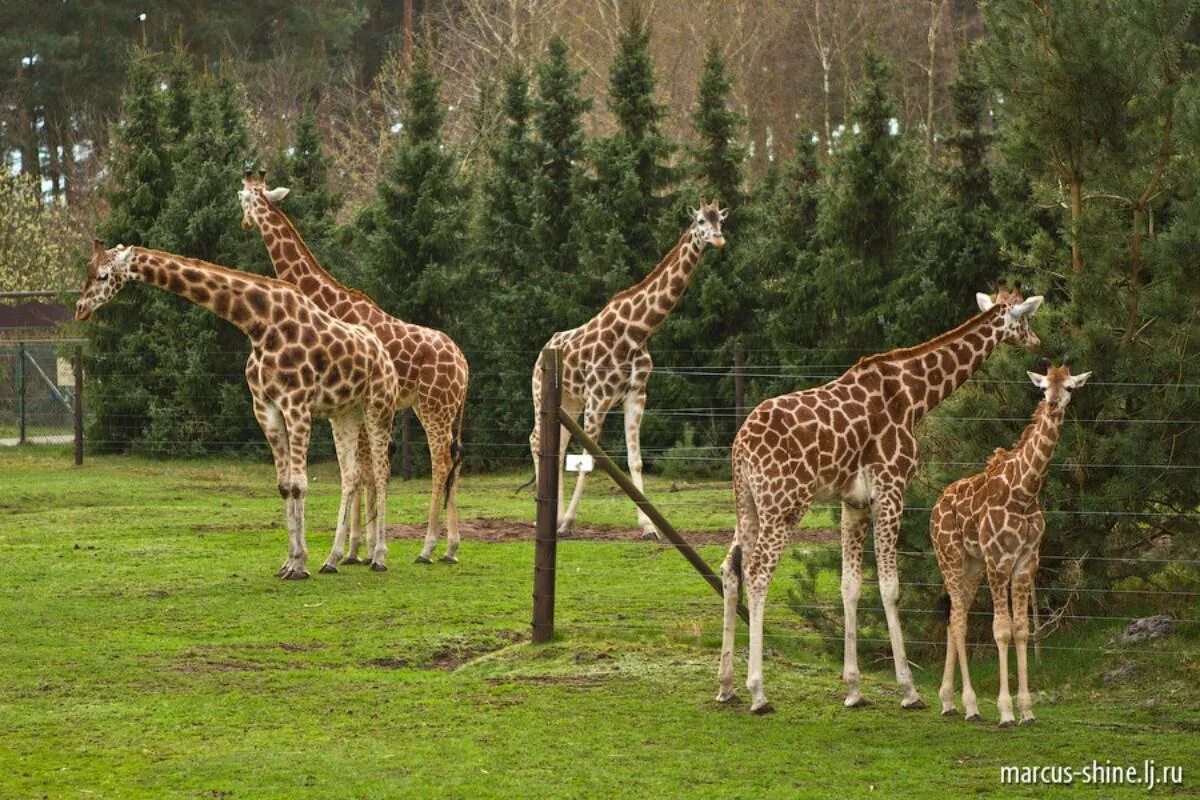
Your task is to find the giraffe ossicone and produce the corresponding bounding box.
[932,363,1089,727]
[718,282,1044,714]
[530,200,728,540]
[76,240,399,578]
[240,171,469,565]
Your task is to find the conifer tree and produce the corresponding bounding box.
[360,50,467,331]
[268,110,342,265]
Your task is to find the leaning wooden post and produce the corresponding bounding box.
[557,412,749,623]
[532,348,562,643]
[73,345,84,466]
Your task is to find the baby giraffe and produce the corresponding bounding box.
[931,363,1090,727]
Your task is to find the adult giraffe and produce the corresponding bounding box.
[75,241,399,578]
[530,200,728,539]
[932,362,1090,727]
[240,173,468,564]
[717,282,1044,714]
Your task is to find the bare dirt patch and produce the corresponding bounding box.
[382,517,838,547]
[369,630,525,671]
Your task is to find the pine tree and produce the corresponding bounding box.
[139,69,268,455]
[268,110,342,265]
[812,48,917,360]
[85,49,174,452]
[528,36,592,331]
[579,12,678,293]
[360,51,467,331]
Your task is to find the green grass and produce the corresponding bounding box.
[0,447,1197,798]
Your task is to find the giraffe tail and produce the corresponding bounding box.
[443,409,465,509]
[935,592,952,622]
[730,543,744,604]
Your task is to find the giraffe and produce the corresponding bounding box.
[530,200,728,539]
[74,240,399,578]
[932,363,1090,727]
[717,282,1045,714]
[239,172,469,565]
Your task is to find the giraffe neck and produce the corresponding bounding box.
[601,229,705,344]
[888,306,1007,424]
[127,247,285,340]
[1011,402,1064,500]
[259,204,334,288]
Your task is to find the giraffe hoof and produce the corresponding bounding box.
[640,529,661,541]
[941,708,960,717]
[339,556,367,566]
[439,555,459,565]
[750,703,776,716]
[414,555,433,565]
[282,569,309,580]
[369,562,388,572]
[844,696,871,709]
[966,714,983,723]
[318,564,339,574]
[902,698,928,710]
[715,692,739,705]
[1018,717,1036,727]
[998,720,1016,729]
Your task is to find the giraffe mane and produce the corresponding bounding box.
[849,304,1006,370]
[606,231,690,305]
[131,247,300,293]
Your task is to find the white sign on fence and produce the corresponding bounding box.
[565,453,594,473]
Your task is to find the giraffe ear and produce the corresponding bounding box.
[1066,371,1092,389]
[265,187,290,203]
[687,205,698,220]
[1010,295,1044,319]
[719,206,730,221]
[976,292,994,312]
[1027,371,1049,389]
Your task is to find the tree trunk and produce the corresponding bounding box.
[1122,206,1143,346]
[1069,178,1083,273]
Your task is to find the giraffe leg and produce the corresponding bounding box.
[279,408,313,580]
[252,398,292,577]
[559,406,603,536]
[366,405,394,572]
[934,534,964,715]
[957,559,984,721]
[745,511,795,714]
[442,404,465,563]
[342,431,371,565]
[840,501,870,707]
[1012,553,1038,725]
[415,415,452,564]
[717,467,756,704]
[624,390,657,539]
[873,489,924,709]
[320,411,363,574]
[989,565,1016,727]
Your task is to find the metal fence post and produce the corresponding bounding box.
[16,342,26,444]
[734,342,746,430]
[532,348,562,643]
[73,345,84,465]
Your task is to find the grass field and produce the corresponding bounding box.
[1,447,1197,798]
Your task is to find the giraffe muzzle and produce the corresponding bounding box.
[74,303,92,322]
[710,236,726,248]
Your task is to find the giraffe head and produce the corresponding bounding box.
[687,199,728,248]
[75,239,135,321]
[238,170,290,232]
[1026,362,1091,409]
[975,279,1043,350]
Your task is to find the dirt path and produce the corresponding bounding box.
[383,517,839,547]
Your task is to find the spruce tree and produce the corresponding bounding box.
[579,12,678,294]
[528,36,592,331]
[360,51,467,331]
[85,50,173,452]
[812,48,917,360]
[268,110,342,266]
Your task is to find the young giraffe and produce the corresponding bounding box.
[74,240,399,578]
[530,201,728,538]
[718,282,1044,714]
[240,173,469,564]
[932,363,1090,727]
